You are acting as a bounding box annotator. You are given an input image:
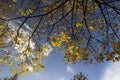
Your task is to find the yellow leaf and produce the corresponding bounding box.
[51,37,57,46]
[39,55,44,60]
[10,69,15,74]
[63,56,68,60]
[89,25,96,30]
[20,68,28,75]
[6,33,12,38]
[76,47,80,53]
[51,37,61,47]
[39,65,44,71]
[18,63,23,67]
[68,45,74,50]
[12,0,17,2]
[0,38,4,44]
[0,24,4,29]
[0,31,3,35]
[43,45,47,50]
[68,59,74,64]
[26,9,32,14]
[79,40,83,44]
[76,53,81,59]
[69,50,73,54]
[8,62,13,66]
[112,23,118,28]
[0,57,5,62]
[76,23,83,27]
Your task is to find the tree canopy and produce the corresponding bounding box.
[0,0,120,75]
[71,72,88,80]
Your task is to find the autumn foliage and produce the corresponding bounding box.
[0,0,120,75]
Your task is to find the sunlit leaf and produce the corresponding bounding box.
[75,23,83,28]
[0,24,4,29]
[89,25,96,31]
[12,0,17,2]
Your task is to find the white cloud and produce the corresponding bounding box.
[100,62,120,80]
[66,65,75,74]
[7,20,53,56]
[42,42,53,56]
